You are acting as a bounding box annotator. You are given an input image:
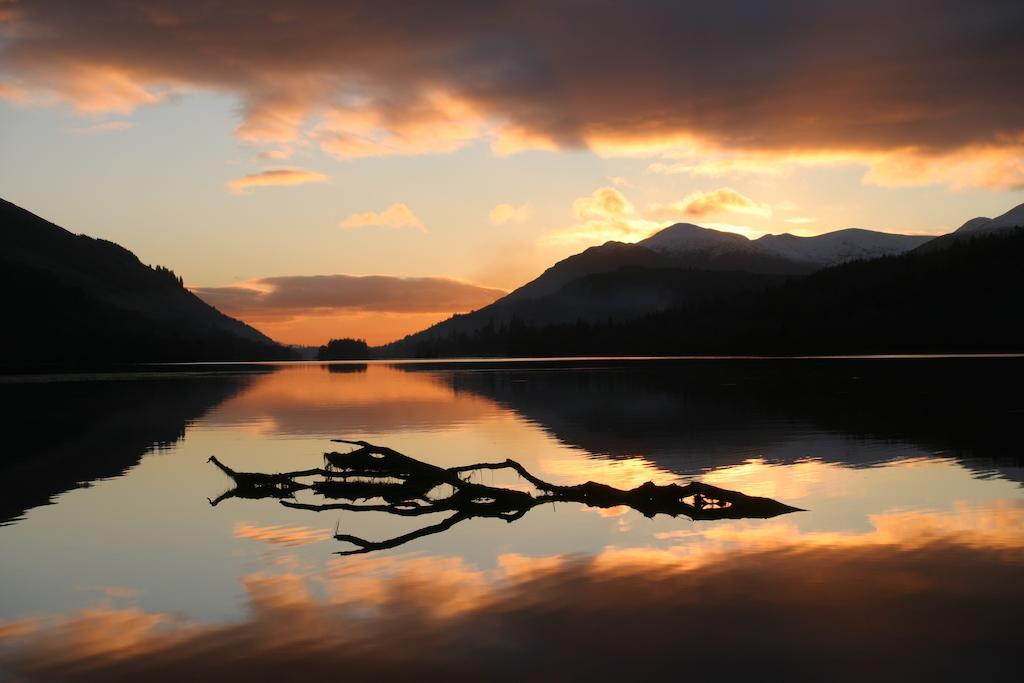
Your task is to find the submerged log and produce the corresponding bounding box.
[209,440,803,554]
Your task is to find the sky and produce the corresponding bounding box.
[1,0,1023,345]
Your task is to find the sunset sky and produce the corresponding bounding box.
[2,0,1023,345]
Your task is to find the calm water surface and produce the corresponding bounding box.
[1,358,1022,680]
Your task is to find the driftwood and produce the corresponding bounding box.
[209,439,802,555]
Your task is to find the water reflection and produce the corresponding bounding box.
[204,363,498,435]
[2,502,1020,681]
[0,359,1021,680]
[0,370,264,525]
[412,358,1024,481]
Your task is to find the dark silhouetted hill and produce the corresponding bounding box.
[381,221,932,356]
[915,202,1024,254]
[393,227,1024,357]
[0,198,294,369]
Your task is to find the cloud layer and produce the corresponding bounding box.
[648,189,772,220]
[545,186,772,245]
[339,204,425,231]
[489,203,533,225]
[3,1,1023,187]
[194,274,505,321]
[228,168,327,193]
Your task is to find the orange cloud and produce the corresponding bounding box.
[195,274,504,318]
[339,203,425,231]
[648,157,787,178]
[543,186,768,246]
[0,81,29,103]
[228,168,328,193]
[489,202,533,225]
[315,91,484,159]
[542,187,659,246]
[56,66,166,115]
[193,273,505,344]
[258,147,293,161]
[862,143,1024,191]
[647,188,772,220]
[4,2,1022,189]
[573,187,635,222]
[66,120,137,135]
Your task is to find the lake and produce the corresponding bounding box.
[1,358,1022,680]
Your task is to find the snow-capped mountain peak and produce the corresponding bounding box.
[981,203,1024,232]
[955,216,993,234]
[640,223,929,267]
[639,222,754,255]
[754,228,930,266]
[954,202,1024,236]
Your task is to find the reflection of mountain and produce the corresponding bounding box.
[0,370,263,524]
[402,359,1024,482]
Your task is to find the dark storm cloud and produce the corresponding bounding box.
[2,1,1023,156]
[193,274,506,320]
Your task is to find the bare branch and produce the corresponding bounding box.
[208,440,803,555]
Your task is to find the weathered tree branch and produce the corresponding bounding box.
[209,440,803,554]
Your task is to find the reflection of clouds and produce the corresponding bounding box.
[3,503,1020,680]
[649,500,1024,564]
[205,365,502,435]
[322,555,492,619]
[234,522,332,548]
[72,586,141,600]
[701,457,846,500]
[540,453,677,488]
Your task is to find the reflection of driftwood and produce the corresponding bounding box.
[209,439,802,555]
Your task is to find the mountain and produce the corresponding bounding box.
[753,228,930,266]
[955,216,994,235]
[499,222,929,312]
[638,223,812,274]
[382,266,787,356]
[915,201,1024,254]
[0,198,294,368]
[382,220,935,355]
[503,241,671,302]
[639,222,929,268]
[401,226,1024,357]
[954,203,1024,235]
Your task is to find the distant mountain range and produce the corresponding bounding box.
[1,198,294,368]
[4,194,1022,366]
[641,222,931,268]
[383,201,1024,357]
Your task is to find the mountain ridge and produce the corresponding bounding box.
[395,226,1024,357]
[1,198,294,368]
[381,216,949,354]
